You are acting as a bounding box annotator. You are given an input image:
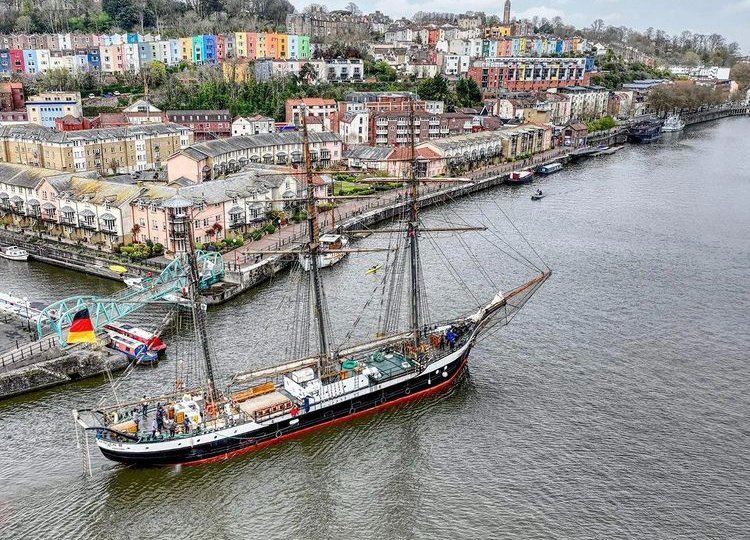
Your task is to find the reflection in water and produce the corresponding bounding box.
[1,118,749,539]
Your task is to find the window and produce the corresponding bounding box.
[152,219,159,230]
[203,218,208,227]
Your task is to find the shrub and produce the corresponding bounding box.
[264,223,277,234]
[291,209,308,223]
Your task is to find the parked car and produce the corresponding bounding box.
[88,93,95,98]
[113,91,121,96]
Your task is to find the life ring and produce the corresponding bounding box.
[349,405,355,414]
[275,430,282,438]
[206,403,216,416]
[404,387,411,395]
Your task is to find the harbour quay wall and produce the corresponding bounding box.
[0,345,129,400]
[681,104,750,126]
[0,228,164,281]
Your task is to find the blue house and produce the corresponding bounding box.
[203,35,216,64]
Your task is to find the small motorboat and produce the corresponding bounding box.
[123,277,144,289]
[531,190,546,201]
[0,246,29,261]
[509,169,534,185]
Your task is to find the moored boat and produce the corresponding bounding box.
[628,120,663,143]
[300,233,349,270]
[107,333,159,365]
[103,323,167,355]
[0,246,29,261]
[531,189,546,200]
[662,114,685,132]
[537,162,563,175]
[508,169,534,184]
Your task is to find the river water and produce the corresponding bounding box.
[1,118,748,539]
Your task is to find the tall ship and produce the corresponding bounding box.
[73,108,551,467]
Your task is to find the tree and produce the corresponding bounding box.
[730,63,750,93]
[144,60,167,88]
[103,0,140,30]
[418,75,452,103]
[455,77,481,107]
[298,62,318,84]
[344,2,361,15]
[303,3,326,14]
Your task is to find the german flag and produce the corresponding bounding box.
[67,308,97,344]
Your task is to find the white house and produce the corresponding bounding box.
[232,115,276,136]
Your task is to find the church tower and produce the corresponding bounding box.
[503,0,511,25]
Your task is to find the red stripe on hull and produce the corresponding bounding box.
[183,357,469,467]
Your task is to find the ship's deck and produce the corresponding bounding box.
[363,351,417,379]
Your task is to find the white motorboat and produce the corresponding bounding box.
[300,233,349,270]
[0,246,29,261]
[662,114,685,132]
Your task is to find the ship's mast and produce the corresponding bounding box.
[178,201,218,402]
[407,99,421,351]
[301,113,330,361]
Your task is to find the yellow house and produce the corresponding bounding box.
[484,25,511,39]
[234,32,248,59]
[277,34,288,60]
[179,37,193,63]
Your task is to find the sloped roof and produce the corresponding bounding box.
[172,131,342,161]
[0,122,187,143]
[0,163,70,189]
[46,175,142,206]
[344,145,393,161]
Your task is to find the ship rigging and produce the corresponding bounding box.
[72,101,551,468]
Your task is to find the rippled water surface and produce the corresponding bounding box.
[1,118,748,539]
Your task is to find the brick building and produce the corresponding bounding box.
[468,57,591,96]
[167,110,232,141]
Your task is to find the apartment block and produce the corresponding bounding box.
[25,92,83,128]
[0,123,193,174]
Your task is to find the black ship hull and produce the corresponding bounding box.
[99,349,471,466]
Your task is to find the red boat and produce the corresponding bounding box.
[103,323,167,355]
[509,169,534,184]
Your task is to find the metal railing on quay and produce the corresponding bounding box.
[0,335,60,370]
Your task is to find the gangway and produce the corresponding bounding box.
[37,250,224,345]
